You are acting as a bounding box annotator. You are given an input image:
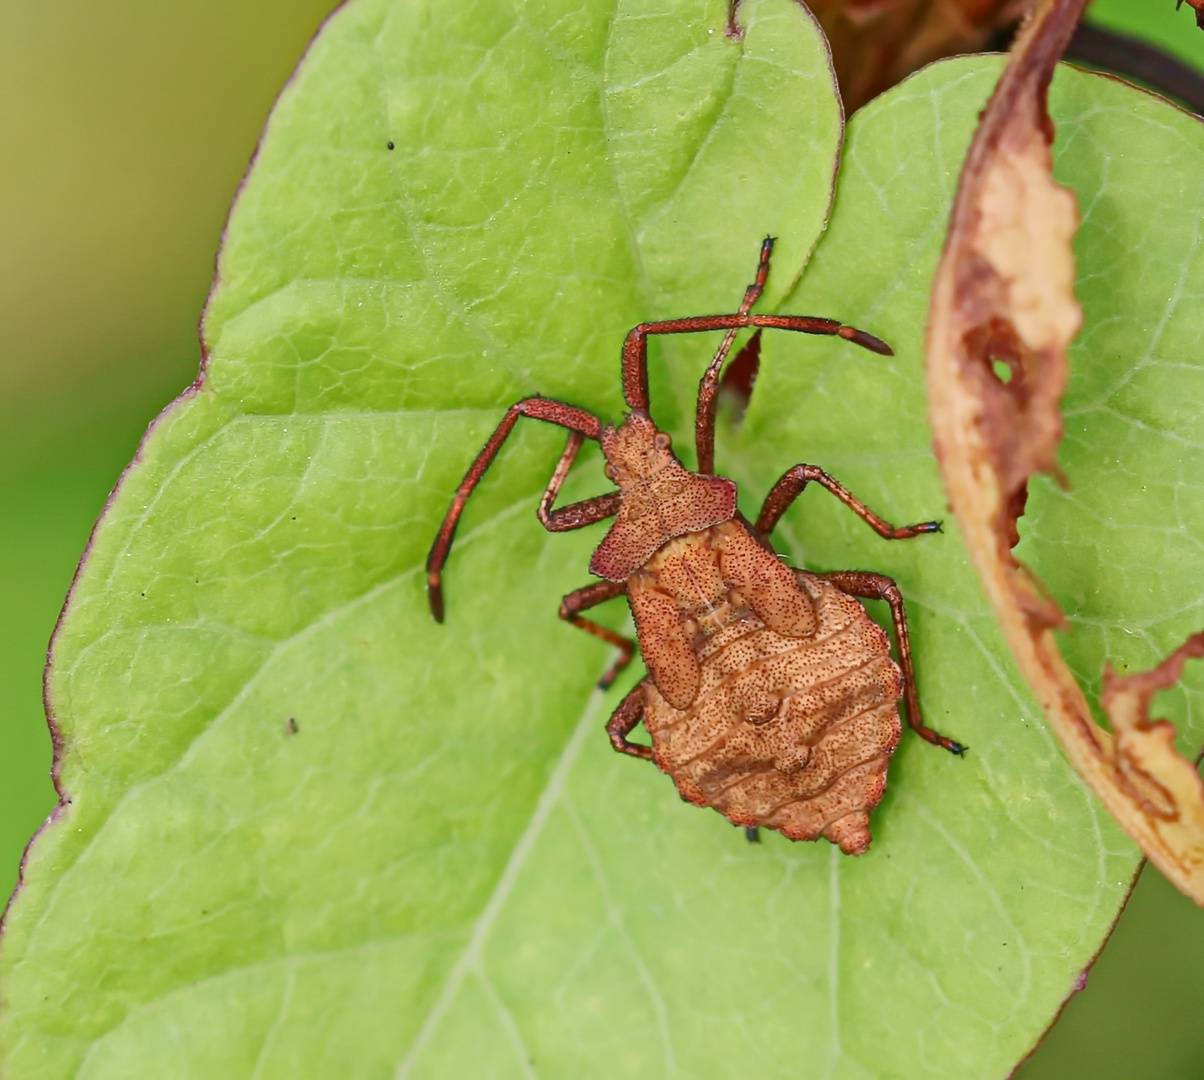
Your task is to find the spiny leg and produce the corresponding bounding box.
[426,396,603,621]
[537,431,621,533]
[695,236,774,475]
[756,463,941,540]
[816,570,966,756]
[620,313,892,417]
[618,238,894,416]
[606,680,653,760]
[560,580,634,690]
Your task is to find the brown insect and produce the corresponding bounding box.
[427,239,963,854]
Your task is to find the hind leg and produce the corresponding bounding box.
[815,570,966,756]
[757,464,941,540]
[606,681,653,760]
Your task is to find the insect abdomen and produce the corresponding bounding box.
[643,572,903,855]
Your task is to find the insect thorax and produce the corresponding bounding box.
[589,413,737,582]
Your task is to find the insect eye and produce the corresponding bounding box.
[654,433,672,450]
[604,464,618,481]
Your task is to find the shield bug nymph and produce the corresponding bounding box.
[428,239,963,854]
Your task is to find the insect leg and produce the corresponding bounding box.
[606,680,653,760]
[560,579,634,690]
[537,431,621,532]
[756,463,941,540]
[694,237,774,475]
[426,397,603,622]
[815,570,966,756]
[621,303,892,462]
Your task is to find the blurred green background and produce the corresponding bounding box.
[1,1,1202,1076]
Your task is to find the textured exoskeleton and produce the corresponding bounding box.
[428,239,963,854]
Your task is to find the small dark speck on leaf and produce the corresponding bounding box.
[140,592,146,598]
[386,140,395,150]
[286,717,299,735]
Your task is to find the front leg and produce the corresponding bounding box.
[816,570,966,756]
[427,397,604,621]
[756,463,941,540]
[606,680,653,760]
[560,579,635,690]
[537,430,621,532]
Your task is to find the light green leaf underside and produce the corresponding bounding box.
[4,6,1203,1076]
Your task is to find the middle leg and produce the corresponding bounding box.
[757,463,941,540]
[816,570,966,756]
[560,579,635,690]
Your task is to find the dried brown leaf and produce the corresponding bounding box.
[926,0,1204,904]
[804,0,1032,110]
[1102,636,1204,830]
[1179,0,1204,31]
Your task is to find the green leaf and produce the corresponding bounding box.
[4,2,1204,1074]
[725,55,1204,1072]
[0,0,842,1075]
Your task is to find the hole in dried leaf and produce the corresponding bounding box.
[964,318,1027,393]
[1004,484,1029,550]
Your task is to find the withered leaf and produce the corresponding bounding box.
[926,0,1204,904]
[1178,0,1204,31]
[804,0,1032,111]
[1102,636,1204,834]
